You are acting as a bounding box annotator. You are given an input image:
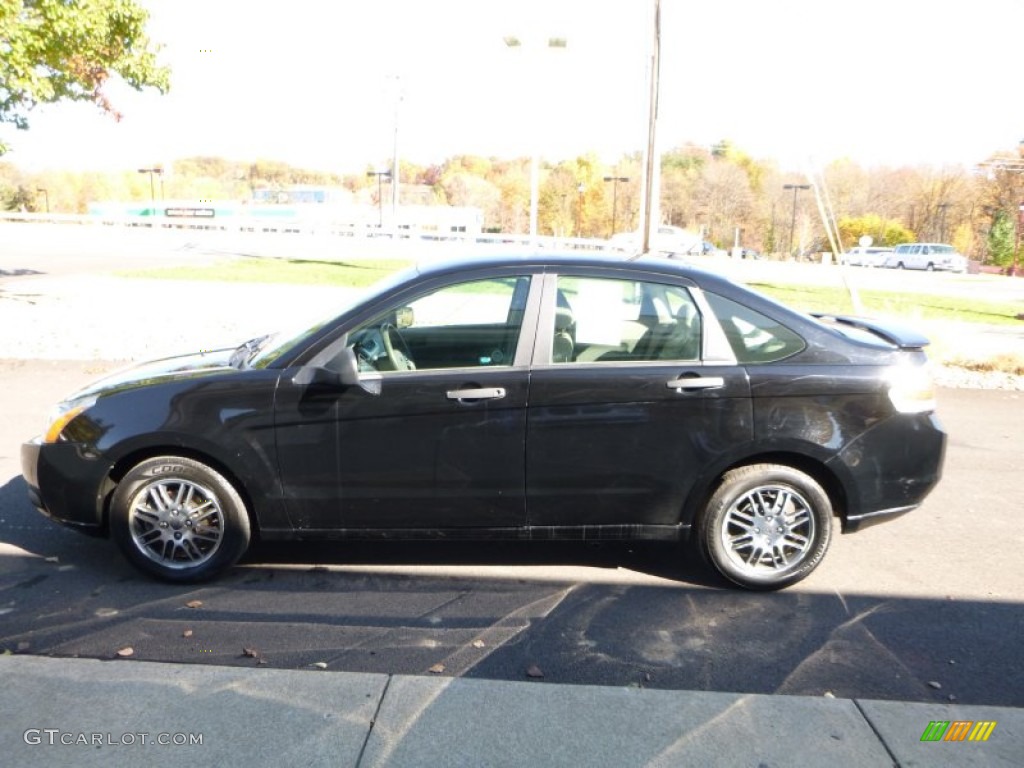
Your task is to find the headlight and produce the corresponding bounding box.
[887,365,936,414]
[43,396,98,444]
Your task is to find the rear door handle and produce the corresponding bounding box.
[666,376,724,391]
[446,387,506,401]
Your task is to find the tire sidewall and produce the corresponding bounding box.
[700,464,832,590]
[110,456,251,583]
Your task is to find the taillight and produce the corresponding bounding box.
[887,364,937,414]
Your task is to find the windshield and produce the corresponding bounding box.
[246,263,422,368]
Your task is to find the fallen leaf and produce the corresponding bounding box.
[312,662,328,670]
[16,641,30,652]
[257,659,268,666]
[185,600,203,609]
[928,681,942,690]
[45,556,59,563]
[428,663,445,674]
[471,640,485,649]
[242,647,260,659]
[526,664,544,679]
[116,646,134,657]
[182,629,193,638]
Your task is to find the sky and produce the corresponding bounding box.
[4,0,1024,174]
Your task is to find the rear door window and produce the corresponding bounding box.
[704,293,805,363]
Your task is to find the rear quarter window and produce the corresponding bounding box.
[705,292,806,363]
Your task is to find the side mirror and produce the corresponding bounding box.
[339,345,384,396]
[292,345,381,396]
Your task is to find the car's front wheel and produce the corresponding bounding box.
[697,464,832,590]
[110,456,251,582]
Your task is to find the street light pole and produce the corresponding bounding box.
[36,188,49,213]
[783,183,810,256]
[603,175,629,236]
[367,170,391,228]
[577,182,585,238]
[936,202,951,242]
[504,35,567,241]
[137,167,164,215]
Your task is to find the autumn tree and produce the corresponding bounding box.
[0,0,170,155]
[836,214,914,247]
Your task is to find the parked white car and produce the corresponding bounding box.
[842,247,892,267]
[608,225,701,258]
[883,243,967,272]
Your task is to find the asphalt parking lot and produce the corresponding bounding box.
[2,224,1023,710]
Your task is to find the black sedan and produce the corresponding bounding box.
[22,254,946,589]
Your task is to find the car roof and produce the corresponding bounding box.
[413,251,738,291]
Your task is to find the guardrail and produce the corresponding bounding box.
[0,211,613,253]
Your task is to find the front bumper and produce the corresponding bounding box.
[21,438,114,536]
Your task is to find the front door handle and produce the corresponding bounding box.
[666,376,724,391]
[446,387,507,402]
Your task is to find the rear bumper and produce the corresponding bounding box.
[843,504,917,532]
[830,411,947,533]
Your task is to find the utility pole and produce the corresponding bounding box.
[603,175,629,236]
[783,183,810,256]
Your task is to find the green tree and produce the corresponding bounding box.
[0,0,169,155]
[986,209,1015,267]
[3,182,35,210]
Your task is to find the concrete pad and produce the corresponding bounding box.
[857,698,1024,767]
[363,676,893,768]
[0,656,386,768]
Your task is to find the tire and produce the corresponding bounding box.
[926,263,935,272]
[696,464,832,590]
[110,456,251,583]
[896,262,905,269]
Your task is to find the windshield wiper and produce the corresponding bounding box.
[229,334,270,368]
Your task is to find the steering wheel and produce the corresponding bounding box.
[380,323,416,371]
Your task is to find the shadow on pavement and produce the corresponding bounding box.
[1,474,1021,709]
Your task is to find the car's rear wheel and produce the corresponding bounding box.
[697,464,832,590]
[110,456,251,582]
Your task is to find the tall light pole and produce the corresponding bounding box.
[504,35,567,241]
[576,182,585,237]
[389,75,402,225]
[138,167,164,215]
[639,0,661,257]
[783,183,810,256]
[367,170,391,228]
[36,188,49,213]
[936,202,951,242]
[603,175,629,236]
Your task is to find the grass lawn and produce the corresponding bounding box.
[123,256,1022,328]
[750,282,1024,326]
[119,257,415,288]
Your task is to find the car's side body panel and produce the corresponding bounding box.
[273,366,530,531]
[525,363,752,527]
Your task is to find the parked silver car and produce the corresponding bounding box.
[883,243,967,272]
[842,247,892,267]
